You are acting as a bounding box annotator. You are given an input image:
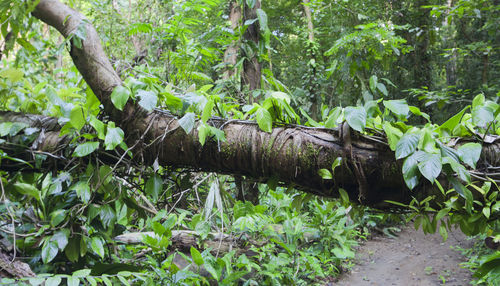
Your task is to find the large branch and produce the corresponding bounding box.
[2,110,499,207]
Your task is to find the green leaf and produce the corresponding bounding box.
[145,174,162,202]
[91,237,105,258]
[65,237,80,263]
[67,277,80,286]
[0,122,12,136]
[105,125,124,150]
[13,182,41,201]
[51,230,69,250]
[270,91,291,104]
[137,90,157,111]
[472,105,494,127]
[89,116,105,140]
[190,246,204,266]
[417,153,442,183]
[45,276,62,286]
[50,209,67,227]
[458,143,482,168]
[72,269,91,278]
[383,99,409,117]
[318,169,332,179]
[256,107,273,133]
[0,67,23,82]
[256,9,268,32]
[383,122,403,151]
[201,100,214,123]
[70,106,86,131]
[395,133,419,159]
[472,93,485,109]
[197,124,210,146]
[344,106,366,132]
[439,106,468,132]
[178,112,196,134]
[418,128,438,153]
[110,85,131,111]
[369,75,378,92]
[72,181,91,203]
[377,82,388,96]
[402,151,423,189]
[73,142,99,157]
[42,241,59,263]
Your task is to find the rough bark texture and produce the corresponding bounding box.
[241,1,261,94]
[3,110,500,208]
[223,2,241,80]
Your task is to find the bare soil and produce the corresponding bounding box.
[334,224,474,286]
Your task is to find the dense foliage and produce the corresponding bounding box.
[0,0,499,285]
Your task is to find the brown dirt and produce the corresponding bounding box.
[334,224,474,286]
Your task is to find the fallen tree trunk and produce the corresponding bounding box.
[1,110,499,207]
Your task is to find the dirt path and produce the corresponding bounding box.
[335,225,474,286]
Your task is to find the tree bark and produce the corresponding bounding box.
[223,2,241,80]
[2,110,500,208]
[241,0,261,96]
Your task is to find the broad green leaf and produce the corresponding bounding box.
[50,209,67,227]
[73,142,99,157]
[402,151,423,189]
[45,276,62,286]
[256,107,273,133]
[395,133,419,159]
[72,269,91,278]
[344,106,366,132]
[369,75,378,92]
[89,116,105,140]
[67,277,80,286]
[105,125,124,150]
[69,106,86,130]
[377,82,388,96]
[382,122,403,151]
[145,174,162,202]
[65,237,80,263]
[409,106,430,122]
[51,229,69,250]
[417,153,442,183]
[318,169,332,179]
[0,67,23,82]
[458,143,482,168]
[439,106,468,132]
[42,241,59,263]
[332,157,342,171]
[190,246,204,266]
[137,90,157,111]
[472,105,494,127]
[178,112,196,134]
[443,157,471,183]
[13,182,41,201]
[201,100,214,123]
[418,129,438,153]
[472,93,485,109]
[439,224,448,241]
[110,85,130,111]
[0,122,12,136]
[256,9,268,32]
[72,181,91,203]
[198,124,210,146]
[383,99,409,117]
[270,91,291,104]
[91,237,105,258]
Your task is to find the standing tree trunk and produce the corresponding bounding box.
[302,0,320,120]
[241,0,261,98]
[223,2,241,80]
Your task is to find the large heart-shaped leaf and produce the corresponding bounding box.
[417,152,442,183]
[396,133,420,159]
[344,106,366,132]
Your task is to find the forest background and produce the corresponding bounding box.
[0,0,499,285]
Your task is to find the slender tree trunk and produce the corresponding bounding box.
[223,2,241,80]
[241,0,261,98]
[302,0,320,120]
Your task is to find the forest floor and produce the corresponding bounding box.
[333,224,475,286]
